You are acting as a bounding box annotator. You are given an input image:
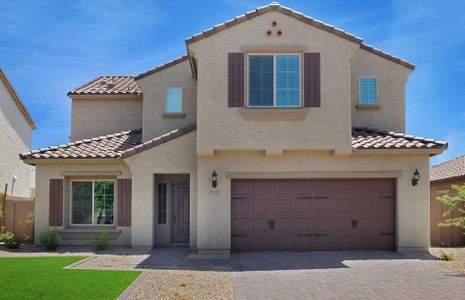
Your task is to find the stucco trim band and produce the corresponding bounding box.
[60,170,122,176]
[225,170,403,179]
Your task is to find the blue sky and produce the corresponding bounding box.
[1,0,464,165]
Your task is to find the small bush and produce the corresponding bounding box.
[92,227,109,252]
[40,228,59,250]
[1,232,21,249]
[440,251,454,261]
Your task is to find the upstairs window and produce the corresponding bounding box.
[359,77,377,105]
[166,88,182,113]
[248,54,301,107]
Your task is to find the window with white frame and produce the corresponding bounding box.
[71,180,115,225]
[359,77,377,104]
[248,54,301,107]
[166,87,183,113]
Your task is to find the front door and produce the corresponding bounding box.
[172,184,190,243]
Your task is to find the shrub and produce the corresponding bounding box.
[39,228,59,250]
[440,251,454,261]
[1,232,21,249]
[92,227,109,252]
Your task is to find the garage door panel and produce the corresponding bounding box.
[294,180,312,195]
[232,217,250,233]
[315,198,332,212]
[231,179,395,252]
[334,198,353,213]
[294,217,312,232]
[252,199,271,214]
[274,218,292,233]
[232,198,250,214]
[356,197,376,213]
[252,181,271,195]
[315,217,332,232]
[252,218,269,232]
[274,199,292,214]
[294,198,311,213]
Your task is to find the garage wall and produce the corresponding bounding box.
[197,151,430,252]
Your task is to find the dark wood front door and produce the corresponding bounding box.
[172,184,190,243]
[231,179,396,252]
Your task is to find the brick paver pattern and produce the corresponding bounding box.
[232,251,465,300]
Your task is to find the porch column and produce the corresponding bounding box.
[131,171,154,247]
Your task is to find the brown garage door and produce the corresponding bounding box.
[231,179,396,252]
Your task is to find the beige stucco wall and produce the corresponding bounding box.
[137,60,197,142]
[33,161,132,245]
[197,151,431,252]
[351,49,412,132]
[189,11,359,155]
[0,79,32,197]
[124,131,197,248]
[71,96,143,141]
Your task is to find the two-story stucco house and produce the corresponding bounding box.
[1,68,35,197]
[21,3,447,252]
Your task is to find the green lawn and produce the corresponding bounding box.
[0,256,141,300]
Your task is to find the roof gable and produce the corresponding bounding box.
[185,2,415,70]
[0,68,36,129]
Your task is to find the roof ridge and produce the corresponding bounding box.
[121,123,196,158]
[135,55,189,80]
[432,154,465,169]
[20,128,141,158]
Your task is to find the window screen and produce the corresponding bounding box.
[157,182,168,224]
[276,55,300,107]
[360,77,377,104]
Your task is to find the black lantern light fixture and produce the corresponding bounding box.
[412,169,420,186]
[212,170,218,188]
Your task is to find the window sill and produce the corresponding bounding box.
[58,228,122,240]
[162,112,185,118]
[356,104,381,110]
[239,108,310,121]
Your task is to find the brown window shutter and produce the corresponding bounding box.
[304,53,321,107]
[117,179,132,226]
[228,52,245,107]
[49,179,63,226]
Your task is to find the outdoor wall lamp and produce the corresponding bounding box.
[412,169,420,186]
[212,170,218,188]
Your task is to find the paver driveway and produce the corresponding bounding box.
[232,251,465,300]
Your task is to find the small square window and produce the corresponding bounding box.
[166,88,182,113]
[359,77,377,105]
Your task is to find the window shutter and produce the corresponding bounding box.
[49,179,63,226]
[228,52,245,107]
[117,179,132,226]
[304,53,321,107]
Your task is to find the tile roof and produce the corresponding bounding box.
[20,129,142,160]
[431,155,465,182]
[352,128,447,150]
[21,126,445,162]
[121,123,196,158]
[68,76,142,96]
[184,2,415,70]
[135,55,189,80]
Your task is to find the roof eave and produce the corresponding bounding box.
[352,147,446,156]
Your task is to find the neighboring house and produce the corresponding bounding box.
[430,155,465,247]
[21,3,447,252]
[0,68,36,197]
